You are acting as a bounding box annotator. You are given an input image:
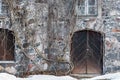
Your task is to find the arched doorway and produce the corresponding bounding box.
[71,29,104,74]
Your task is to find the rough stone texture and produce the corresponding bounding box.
[0,0,120,76]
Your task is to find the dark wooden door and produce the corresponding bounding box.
[71,30,103,74]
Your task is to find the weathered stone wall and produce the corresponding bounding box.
[74,0,120,74]
[102,0,120,74]
[0,0,120,76]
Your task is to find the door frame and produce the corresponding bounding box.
[70,29,105,74]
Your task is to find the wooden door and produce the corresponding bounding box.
[71,30,103,74]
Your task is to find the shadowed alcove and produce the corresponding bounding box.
[0,28,15,61]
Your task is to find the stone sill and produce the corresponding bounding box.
[0,14,8,19]
[0,61,15,63]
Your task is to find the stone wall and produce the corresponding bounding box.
[0,0,120,76]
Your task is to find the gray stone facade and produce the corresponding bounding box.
[0,0,120,76]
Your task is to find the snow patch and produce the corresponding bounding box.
[0,73,77,80]
[28,75,77,80]
[89,72,120,80]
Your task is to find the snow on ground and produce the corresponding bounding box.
[2,72,120,80]
[0,73,77,80]
[89,72,120,80]
[27,75,77,80]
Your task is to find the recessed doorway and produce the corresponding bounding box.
[71,29,104,74]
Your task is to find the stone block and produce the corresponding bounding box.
[5,67,17,74]
[0,65,4,71]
